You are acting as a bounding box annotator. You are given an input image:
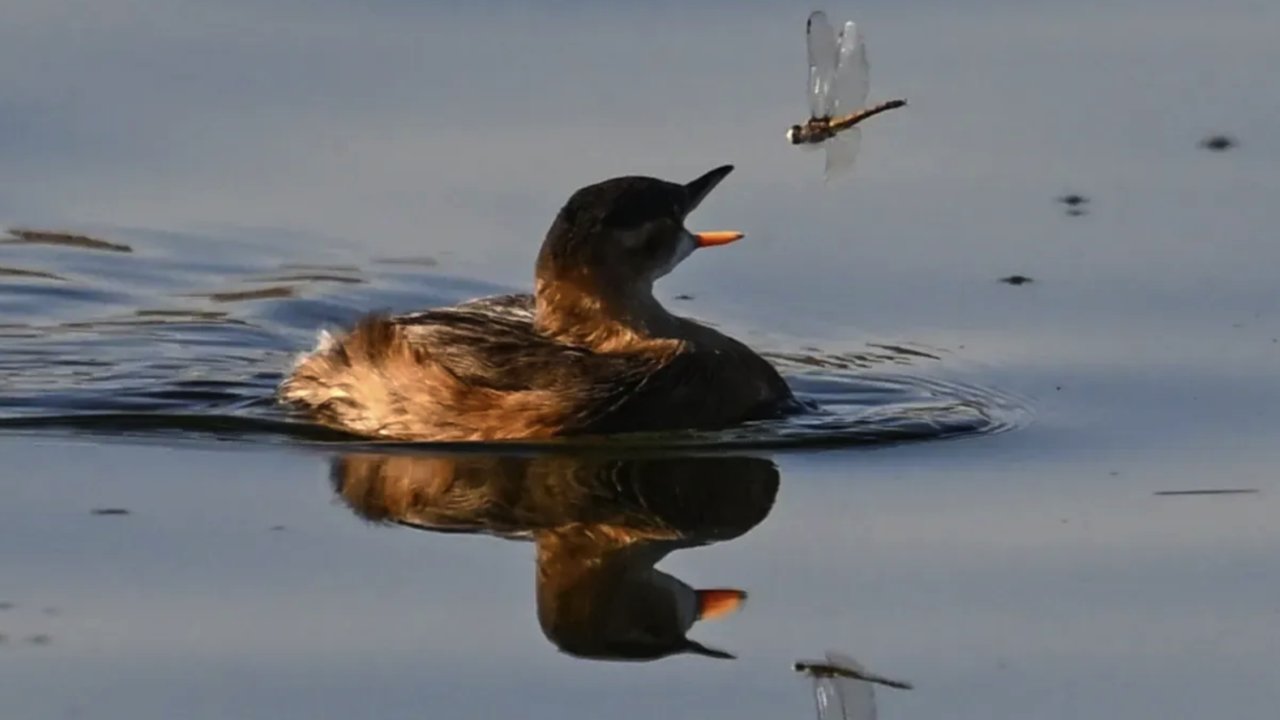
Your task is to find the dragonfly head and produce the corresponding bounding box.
[786,125,805,144]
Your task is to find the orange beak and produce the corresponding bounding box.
[695,589,748,620]
[694,230,745,248]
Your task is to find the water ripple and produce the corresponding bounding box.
[0,226,1026,449]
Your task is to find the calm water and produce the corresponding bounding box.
[3,0,1279,718]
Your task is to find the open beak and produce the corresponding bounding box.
[694,230,744,248]
[684,165,744,249]
[684,164,734,214]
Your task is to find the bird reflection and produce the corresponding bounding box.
[330,452,778,662]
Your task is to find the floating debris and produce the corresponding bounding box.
[1154,488,1259,496]
[4,228,133,253]
[269,525,287,532]
[1199,134,1237,152]
[674,294,695,301]
[26,634,52,646]
[999,275,1034,286]
[90,507,131,516]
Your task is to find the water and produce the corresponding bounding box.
[3,0,1280,718]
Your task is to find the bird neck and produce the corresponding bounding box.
[533,271,679,353]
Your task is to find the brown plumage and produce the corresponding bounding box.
[279,165,795,441]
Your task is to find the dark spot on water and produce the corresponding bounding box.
[90,507,131,516]
[1109,471,1119,477]
[1055,386,1063,391]
[1058,194,1088,207]
[674,294,694,301]
[1065,207,1087,217]
[270,525,287,531]
[1200,135,1236,152]
[1154,488,1259,496]
[0,602,13,610]
[4,228,133,253]
[27,634,52,646]
[1000,275,1033,285]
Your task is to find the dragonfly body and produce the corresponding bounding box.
[787,99,908,146]
[788,11,906,180]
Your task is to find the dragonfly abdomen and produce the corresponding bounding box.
[828,98,907,132]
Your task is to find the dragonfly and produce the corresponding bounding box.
[786,11,907,181]
[795,650,914,720]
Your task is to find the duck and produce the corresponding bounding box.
[279,164,796,441]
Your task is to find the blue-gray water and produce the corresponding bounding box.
[2,0,1279,718]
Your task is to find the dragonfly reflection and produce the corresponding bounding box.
[795,650,913,720]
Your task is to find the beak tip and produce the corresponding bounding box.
[696,588,748,619]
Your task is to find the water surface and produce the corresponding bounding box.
[2,0,1279,718]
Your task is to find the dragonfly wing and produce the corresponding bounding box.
[825,651,869,673]
[833,21,870,115]
[823,129,862,182]
[835,675,877,720]
[811,674,875,720]
[807,11,838,119]
[812,676,844,720]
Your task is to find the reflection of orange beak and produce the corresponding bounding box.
[696,589,748,620]
[694,231,745,248]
